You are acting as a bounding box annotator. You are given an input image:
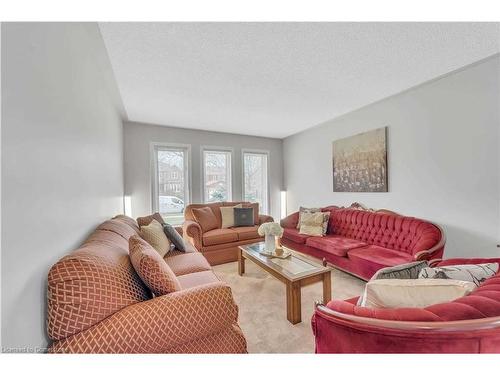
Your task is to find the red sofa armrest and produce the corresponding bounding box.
[280,212,299,229]
[183,220,203,249]
[314,302,500,333]
[413,223,446,262]
[313,302,500,353]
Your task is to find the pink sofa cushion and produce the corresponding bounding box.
[230,226,261,241]
[177,270,220,290]
[283,228,310,245]
[164,252,211,276]
[330,209,441,257]
[305,235,367,257]
[348,245,413,268]
[202,229,239,246]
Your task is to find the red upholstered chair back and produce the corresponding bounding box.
[314,258,500,353]
[327,260,500,322]
[47,217,151,342]
[423,258,500,321]
[329,209,442,257]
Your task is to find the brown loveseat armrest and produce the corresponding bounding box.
[280,212,299,229]
[183,220,203,249]
[258,214,274,225]
[49,282,240,353]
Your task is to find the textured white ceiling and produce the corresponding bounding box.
[99,22,500,138]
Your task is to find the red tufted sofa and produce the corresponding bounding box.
[280,204,445,280]
[312,258,500,353]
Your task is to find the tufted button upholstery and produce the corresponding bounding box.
[282,207,444,280]
[283,228,311,244]
[326,258,500,322]
[330,209,441,257]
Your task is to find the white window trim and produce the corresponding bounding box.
[241,148,271,215]
[200,146,234,203]
[150,142,192,214]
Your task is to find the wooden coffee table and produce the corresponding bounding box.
[238,242,332,324]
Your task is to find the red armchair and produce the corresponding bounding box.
[312,258,500,353]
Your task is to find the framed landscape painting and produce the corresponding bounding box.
[332,127,388,192]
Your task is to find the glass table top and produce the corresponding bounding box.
[241,242,329,280]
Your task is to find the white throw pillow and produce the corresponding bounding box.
[299,211,329,236]
[296,207,321,229]
[358,278,476,309]
[418,263,498,286]
[139,219,171,257]
[220,204,242,229]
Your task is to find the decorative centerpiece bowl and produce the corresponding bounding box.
[258,222,285,256]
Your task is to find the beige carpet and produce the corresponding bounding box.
[213,261,366,353]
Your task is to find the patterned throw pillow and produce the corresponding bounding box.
[129,235,181,296]
[299,212,329,236]
[140,219,171,257]
[136,212,165,227]
[220,204,243,228]
[162,223,185,252]
[418,263,499,286]
[296,207,321,229]
[372,261,429,281]
[191,207,218,232]
[320,211,330,235]
[234,207,254,227]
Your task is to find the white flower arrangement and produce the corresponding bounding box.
[258,222,284,237]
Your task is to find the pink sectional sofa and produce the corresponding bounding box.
[280,204,445,280]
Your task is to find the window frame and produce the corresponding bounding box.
[241,148,270,214]
[201,146,234,203]
[150,142,192,218]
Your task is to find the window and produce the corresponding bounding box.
[203,149,232,203]
[243,150,269,214]
[152,144,190,225]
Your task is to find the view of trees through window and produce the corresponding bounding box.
[203,150,232,202]
[153,145,269,224]
[243,152,269,213]
[156,147,189,225]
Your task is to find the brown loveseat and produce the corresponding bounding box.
[183,201,273,265]
[47,214,247,353]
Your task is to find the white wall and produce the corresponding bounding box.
[124,122,283,220]
[1,23,125,350]
[283,56,500,258]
